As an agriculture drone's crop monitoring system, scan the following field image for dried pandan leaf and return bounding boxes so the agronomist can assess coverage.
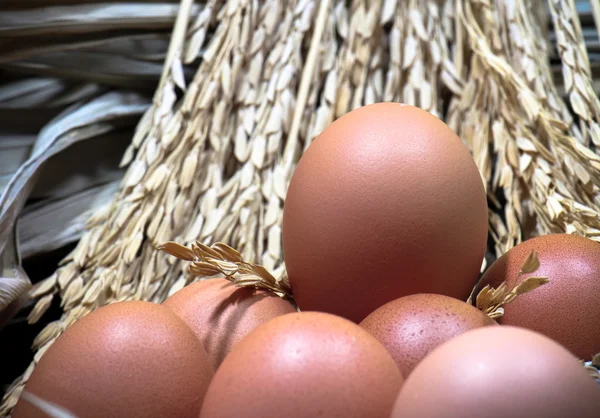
[473,250,549,319]
[19,391,77,418]
[159,240,294,302]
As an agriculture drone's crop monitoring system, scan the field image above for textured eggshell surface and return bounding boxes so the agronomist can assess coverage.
[163,278,296,368]
[12,301,214,418]
[199,311,404,418]
[282,103,488,323]
[473,234,600,359]
[360,293,497,377]
[391,326,600,418]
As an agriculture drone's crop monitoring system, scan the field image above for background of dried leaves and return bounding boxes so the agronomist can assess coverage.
[2,0,600,413]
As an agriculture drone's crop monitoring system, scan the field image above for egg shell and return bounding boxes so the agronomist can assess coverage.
[163,278,296,369]
[12,301,214,418]
[200,311,404,418]
[473,234,600,359]
[283,103,488,323]
[360,293,497,377]
[391,326,600,418]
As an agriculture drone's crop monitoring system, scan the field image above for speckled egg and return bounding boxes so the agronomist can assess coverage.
[473,234,600,359]
[200,311,404,418]
[283,103,488,323]
[360,293,497,377]
[391,326,600,418]
[12,301,214,418]
[163,278,296,368]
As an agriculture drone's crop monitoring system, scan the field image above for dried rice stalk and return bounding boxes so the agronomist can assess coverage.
[469,250,549,319]
[159,241,293,301]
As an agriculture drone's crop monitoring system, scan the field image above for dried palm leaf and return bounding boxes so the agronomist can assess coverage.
[0,92,148,328]
[18,391,76,418]
[0,33,172,64]
[0,3,199,37]
[19,181,121,259]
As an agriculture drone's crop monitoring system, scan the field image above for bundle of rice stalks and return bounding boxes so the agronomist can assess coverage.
[2,0,600,414]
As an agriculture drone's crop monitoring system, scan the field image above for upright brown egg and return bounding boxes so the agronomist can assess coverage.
[472,234,600,359]
[360,293,497,377]
[200,311,404,418]
[391,326,600,418]
[283,103,488,323]
[12,301,214,418]
[163,278,296,369]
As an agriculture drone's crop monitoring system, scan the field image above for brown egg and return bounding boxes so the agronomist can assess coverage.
[13,301,214,418]
[391,326,600,418]
[200,311,404,418]
[163,278,296,368]
[473,234,600,359]
[282,103,488,323]
[360,293,497,377]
